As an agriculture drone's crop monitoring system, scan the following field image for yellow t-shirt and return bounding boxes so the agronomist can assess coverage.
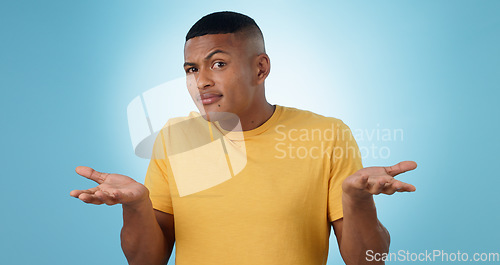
[144,105,363,265]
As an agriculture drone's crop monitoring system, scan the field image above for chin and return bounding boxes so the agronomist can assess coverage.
[201,102,229,114]
[200,107,240,124]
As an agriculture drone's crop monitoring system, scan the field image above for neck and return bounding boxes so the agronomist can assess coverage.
[216,100,275,132]
[239,102,275,131]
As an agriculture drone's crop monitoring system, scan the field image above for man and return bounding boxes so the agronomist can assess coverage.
[70,11,416,265]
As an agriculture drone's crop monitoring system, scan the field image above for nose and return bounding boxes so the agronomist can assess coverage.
[196,69,214,90]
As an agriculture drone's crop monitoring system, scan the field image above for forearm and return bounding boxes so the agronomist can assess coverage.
[121,198,169,265]
[340,194,390,265]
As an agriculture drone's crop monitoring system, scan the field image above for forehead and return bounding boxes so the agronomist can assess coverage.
[184,33,244,60]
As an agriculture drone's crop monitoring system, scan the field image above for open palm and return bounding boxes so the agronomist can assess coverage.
[70,166,148,206]
[342,161,417,200]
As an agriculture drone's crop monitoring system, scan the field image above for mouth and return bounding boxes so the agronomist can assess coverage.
[198,92,223,105]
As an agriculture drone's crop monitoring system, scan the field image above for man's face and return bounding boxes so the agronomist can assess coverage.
[184,33,257,120]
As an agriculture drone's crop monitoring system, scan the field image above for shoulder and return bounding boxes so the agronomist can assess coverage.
[157,111,209,142]
[278,105,347,128]
[163,111,203,127]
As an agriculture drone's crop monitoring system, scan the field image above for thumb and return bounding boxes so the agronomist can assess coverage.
[384,161,417,177]
[75,166,107,184]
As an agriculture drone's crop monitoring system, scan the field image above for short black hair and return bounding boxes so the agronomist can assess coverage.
[186,11,263,42]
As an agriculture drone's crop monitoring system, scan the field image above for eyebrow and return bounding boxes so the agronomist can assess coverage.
[183,49,229,68]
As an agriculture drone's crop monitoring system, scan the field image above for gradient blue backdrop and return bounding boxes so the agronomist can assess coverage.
[1,0,498,264]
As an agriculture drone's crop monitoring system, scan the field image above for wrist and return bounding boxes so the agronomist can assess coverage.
[342,184,373,201]
[343,191,375,210]
[122,191,151,212]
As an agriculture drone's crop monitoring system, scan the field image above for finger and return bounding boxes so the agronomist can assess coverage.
[77,193,104,205]
[380,180,417,195]
[95,190,119,206]
[355,174,369,190]
[70,189,83,198]
[384,161,417,177]
[70,187,99,198]
[75,166,108,184]
[390,180,416,192]
[381,181,399,195]
[396,182,416,192]
[368,176,394,195]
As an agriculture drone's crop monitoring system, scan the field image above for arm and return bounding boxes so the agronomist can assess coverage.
[333,161,417,265]
[121,199,175,265]
[70,166,175,265]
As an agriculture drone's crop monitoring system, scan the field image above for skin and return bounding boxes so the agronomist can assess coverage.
[70,30,417,265]
[184,32,275,131]
[69,167,174,265]
[334,161,417,265]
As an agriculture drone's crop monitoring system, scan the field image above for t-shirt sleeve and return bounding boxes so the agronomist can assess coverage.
[144,129,174,215]
[327,120,363,222]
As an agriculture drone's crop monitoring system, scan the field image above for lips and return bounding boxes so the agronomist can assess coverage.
[198,92,223,105]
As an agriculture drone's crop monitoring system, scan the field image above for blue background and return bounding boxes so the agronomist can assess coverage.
[1,0,498,264]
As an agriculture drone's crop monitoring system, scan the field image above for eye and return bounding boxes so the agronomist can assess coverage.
[186,67,198,73]
[212,61,226,69]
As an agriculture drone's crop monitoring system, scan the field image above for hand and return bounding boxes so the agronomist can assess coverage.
[70,166,149,206]
[342,161,417,201]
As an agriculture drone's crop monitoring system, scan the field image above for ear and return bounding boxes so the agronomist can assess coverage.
[255,53,271,85]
